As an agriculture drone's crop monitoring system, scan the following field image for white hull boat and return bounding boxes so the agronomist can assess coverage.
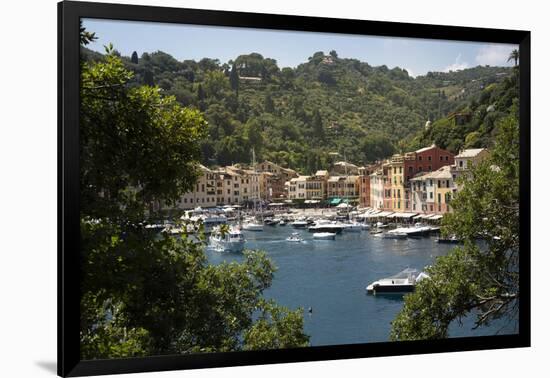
[313,232,336,240]
[209,227,246,253]
[242,222,264,231]
[366,268,429,294]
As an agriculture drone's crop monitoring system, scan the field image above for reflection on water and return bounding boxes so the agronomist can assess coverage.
[206,225,518,346]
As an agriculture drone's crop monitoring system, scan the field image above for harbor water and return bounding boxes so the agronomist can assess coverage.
[206,225,518,346]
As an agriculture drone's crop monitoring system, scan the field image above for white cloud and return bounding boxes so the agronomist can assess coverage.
[444,53,469,72]
[475,44,516,66]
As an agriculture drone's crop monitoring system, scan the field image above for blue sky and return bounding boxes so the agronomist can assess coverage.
[83,18,517,77]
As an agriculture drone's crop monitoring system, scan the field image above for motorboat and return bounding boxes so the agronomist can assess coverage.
[279,220,286,226]
[313,232,336,240]
[380,231,407,239]
[242,221,264,231]
[376,222,388,228]
[435,235,462,244]
[286,232,303,242]
[264,218,278,226]
[291,220,309,228]
[366,268,429,294]
[342,222,363,232]
[308,220,345,234]
[209,226,246,253]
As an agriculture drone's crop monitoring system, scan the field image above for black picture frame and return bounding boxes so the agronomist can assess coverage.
[58,1,531,376]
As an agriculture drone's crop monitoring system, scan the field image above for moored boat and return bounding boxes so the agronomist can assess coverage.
[313,232,336,240]
[366,268,429,294]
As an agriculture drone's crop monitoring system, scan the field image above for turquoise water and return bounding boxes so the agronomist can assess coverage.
[205,226,518,346]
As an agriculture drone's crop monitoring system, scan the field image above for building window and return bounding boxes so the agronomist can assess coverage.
[409,166,413,173]
[430,192,433,199]
[430,205,433,211]
[439,156,443,161]
[418,166,422,172]
[459,161,463,168]
[428,156,432,161]
[445,156,449,161]
[419,156,422,161]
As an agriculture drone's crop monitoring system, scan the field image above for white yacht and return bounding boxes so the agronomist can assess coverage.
[209,226,246,253]
[342,222,363,232]
[242,221,264,231]
[291,220,309,228]
[366,268,429,294]
[313,232,336,240]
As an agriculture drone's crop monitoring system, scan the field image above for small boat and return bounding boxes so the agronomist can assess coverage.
[435,235,462,244]
[342,222,363,232]
[209,226,246,253]
[279,220,286,226]
[381,231,407,239]
[308,220,345,234]
[291,220,309,228]
[361,223,370,230]
[376,222,388,228]
[242,222,264,231]
[264,218,278,226]
[286,232,303,242]
[366,268,429,294]
[313,232,336,240]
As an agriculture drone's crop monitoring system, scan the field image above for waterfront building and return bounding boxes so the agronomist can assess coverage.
[255,160,298,200]
[433,166,454,214]
[288,176,308,200]
[358,166,377,208]
[369,168,385,210]
[382,163,393,211]
[403,144,455,182]
[225,166,260,204]
[215,168,242,206]
[410,165,455,214]
[327,175,360,204]
[387,155,405,212]
[176,164,218,209]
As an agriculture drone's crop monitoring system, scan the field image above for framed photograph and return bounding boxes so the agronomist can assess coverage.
[58,1,530,376]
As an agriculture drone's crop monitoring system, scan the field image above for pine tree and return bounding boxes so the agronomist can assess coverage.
[230,64,239,96]
[131,51,139,64]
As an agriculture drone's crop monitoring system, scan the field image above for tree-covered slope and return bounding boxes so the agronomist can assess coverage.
[81,46,515,173]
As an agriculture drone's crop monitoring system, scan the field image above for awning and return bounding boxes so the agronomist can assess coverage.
[336,202,352,208]
[267,203,285,207]
[376,211,394,217]
[415,213,435,219]
[330,198,342,205]
[304,200,320,204]
[430,214,443,220]
[394,212,418,218]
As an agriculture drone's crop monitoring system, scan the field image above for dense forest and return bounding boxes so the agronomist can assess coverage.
[82,46,516,174]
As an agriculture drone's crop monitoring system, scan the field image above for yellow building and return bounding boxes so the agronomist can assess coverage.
[387,154,405,212]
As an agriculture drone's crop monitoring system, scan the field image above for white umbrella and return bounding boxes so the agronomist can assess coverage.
[336,203,351,208]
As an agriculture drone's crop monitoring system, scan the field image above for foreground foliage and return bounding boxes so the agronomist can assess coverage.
[391,115,520,340]
[80,46,308,359]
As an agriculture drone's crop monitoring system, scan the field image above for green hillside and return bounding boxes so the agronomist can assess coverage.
[81,47,516,173]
